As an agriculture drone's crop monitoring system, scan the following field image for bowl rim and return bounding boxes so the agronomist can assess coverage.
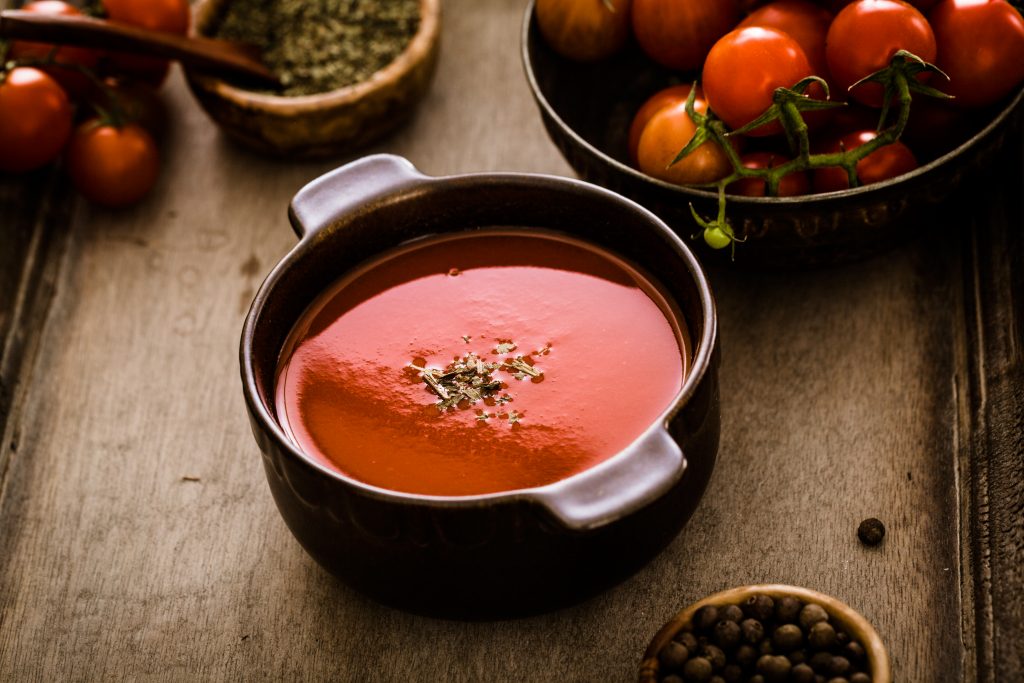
[240,165,718,512]
[521,0,1024,206]
[638,583,892,683]
[188,0,441,111]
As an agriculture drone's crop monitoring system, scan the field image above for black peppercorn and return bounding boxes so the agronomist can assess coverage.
[709,677,725,683]
[844,641,865,662]
[660,641,690,671]
[695,606,720,632]
[792,663,816,683]
[836,630,850,647]
[799,604,829,630]
[775,596,802,624]
[849,673,871,683]
[741,618,765,644]
[683,656,713,682]
[827,656,851,676]
[701,644,726,670]
[735,644,758,668]
[773,624,803,652]
[789,649,808,665]
[714,620,741,650]
[721,664,742,683]
[720,604,744,623]
[808,621,837,649]
[857,518,885,546]
[745,594,775,622]
[675,631,699,652]
[809,651,834,673]
[757,654,792,682]
[662,676,683,683]
[749,676,765,683]
[825,678,850,683]
[759,639,774,655]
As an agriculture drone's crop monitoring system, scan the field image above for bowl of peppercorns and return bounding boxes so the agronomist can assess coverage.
[639,584,890,683]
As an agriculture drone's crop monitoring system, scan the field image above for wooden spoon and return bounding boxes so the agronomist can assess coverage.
[0,9,279,87]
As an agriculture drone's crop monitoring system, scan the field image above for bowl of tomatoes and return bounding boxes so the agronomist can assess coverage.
[522,0,1024,267]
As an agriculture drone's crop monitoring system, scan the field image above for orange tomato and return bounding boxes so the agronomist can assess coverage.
[636,100,733,185]
[536,0,632,62]
[627,84,702,166]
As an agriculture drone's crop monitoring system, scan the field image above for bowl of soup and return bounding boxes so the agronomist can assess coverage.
[241,154,720,616]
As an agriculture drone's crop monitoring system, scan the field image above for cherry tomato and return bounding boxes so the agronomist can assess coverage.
[929,0,1024,109]
[737,0,834,86]
[825,0,936,107]
[702,27,814,136]
[631,0,740,71]
[67,119,160,207]
[7,1,101,97]
[812,129,918,191]
[101,0,190,87]
[0,67,73,173]
[87,77,169,138]
[727,151,810,196]
[636,100,733,185]
[628,84,703,165]
[536,0,632,62]
[901,95,973,159]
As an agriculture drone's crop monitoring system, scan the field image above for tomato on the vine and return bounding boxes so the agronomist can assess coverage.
[928,0,1024,109]
[67,119,160,207]
[702,26,815,136]
[636,100,733,185]
[7,1,101,97]
[631,0,740,71]
[536,0,632,62]
[737,0,834,88]
[727,151,810,196]
[628,84,702,165]
[825,0,936,107]
[812,129,918,192]
[101,0,191,86]
[0,67,73,173]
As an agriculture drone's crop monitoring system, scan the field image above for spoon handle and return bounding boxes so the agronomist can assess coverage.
[0,10,279,87]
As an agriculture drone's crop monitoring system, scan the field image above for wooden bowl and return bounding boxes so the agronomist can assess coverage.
[521,1,1024,268]
[185,0,441,158]
[639,584,891,683]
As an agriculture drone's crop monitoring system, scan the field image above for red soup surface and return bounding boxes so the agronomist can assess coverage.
[275,229,688,496]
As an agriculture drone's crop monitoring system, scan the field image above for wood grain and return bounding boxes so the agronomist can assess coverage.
[0,0,1019,680]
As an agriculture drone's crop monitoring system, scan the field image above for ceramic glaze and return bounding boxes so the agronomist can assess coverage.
[275,229,688,496]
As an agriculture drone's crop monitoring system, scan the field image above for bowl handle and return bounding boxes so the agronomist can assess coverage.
[532,424,686,532]
[288,154,428,239]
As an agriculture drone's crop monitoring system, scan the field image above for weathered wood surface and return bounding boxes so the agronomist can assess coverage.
[0,0,1020,680]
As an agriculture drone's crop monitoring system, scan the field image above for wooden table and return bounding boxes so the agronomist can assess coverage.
[2,1,1022,680]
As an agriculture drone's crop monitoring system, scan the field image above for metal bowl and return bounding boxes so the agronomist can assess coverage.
[240,154,720,617]
[521,1,1024,268]
[185,0,440,159]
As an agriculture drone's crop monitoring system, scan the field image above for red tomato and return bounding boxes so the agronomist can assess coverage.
[702,27,815,136]
[901,95,972,159]
[738,0,834,86]
[628,84,702,165]
[929,0,1024,108]
[536,0,632,62]
[67,120,160,207]
[631,0,741,71]
[87,77,169,138]
[813,129,918,191]
[727,151,810,196]
[826,0,936,107]
[0,67,73,173]
[7,1,100,97]
[636,100,733,185]
[101,0,190,87]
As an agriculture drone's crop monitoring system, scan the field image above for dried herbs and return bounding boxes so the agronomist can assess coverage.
[408,340,546,422]
[213,0,420,96]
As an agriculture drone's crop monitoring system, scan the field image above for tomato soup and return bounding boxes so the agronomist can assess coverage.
[275,230,688,496]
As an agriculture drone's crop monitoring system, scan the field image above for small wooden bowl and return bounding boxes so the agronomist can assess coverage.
[185,0,441,158]
[639,584,891,683]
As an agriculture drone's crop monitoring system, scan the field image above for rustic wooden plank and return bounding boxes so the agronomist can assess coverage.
[0,0,1017,680]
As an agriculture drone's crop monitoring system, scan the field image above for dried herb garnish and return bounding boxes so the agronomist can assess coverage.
[501,356,543,379]
[212,0,420,97]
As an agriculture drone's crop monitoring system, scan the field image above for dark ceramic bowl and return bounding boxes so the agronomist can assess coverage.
[522,1,1024,268]
[639,585,891,683]
[240,154,720,617]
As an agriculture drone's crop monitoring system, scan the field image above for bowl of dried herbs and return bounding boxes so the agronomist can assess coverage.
[639,584,891,683]
[185,0,440,158]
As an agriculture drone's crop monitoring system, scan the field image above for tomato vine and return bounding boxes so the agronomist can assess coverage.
[677,50,950,254]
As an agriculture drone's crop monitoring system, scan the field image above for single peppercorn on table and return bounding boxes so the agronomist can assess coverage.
[0,0,1022,681]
